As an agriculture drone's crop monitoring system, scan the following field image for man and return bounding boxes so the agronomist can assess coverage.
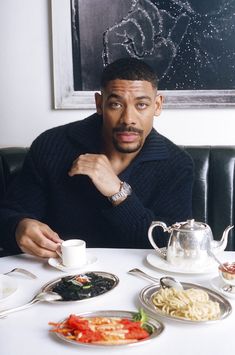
[0,58,193,258]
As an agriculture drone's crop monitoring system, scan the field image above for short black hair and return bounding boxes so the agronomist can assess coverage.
[101,58,158,89]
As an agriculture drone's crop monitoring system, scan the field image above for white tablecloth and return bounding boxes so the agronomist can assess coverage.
[0,248,234,355]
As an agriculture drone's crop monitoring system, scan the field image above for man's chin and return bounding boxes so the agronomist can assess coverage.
[113,142,142,154]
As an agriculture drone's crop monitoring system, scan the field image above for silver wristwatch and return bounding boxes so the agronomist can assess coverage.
[108,181,132,203]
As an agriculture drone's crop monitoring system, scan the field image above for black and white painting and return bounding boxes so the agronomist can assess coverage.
[51,0,235,108]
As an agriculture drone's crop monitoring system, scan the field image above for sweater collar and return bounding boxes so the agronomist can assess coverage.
[67,113,102,152]
[67,113,169,161]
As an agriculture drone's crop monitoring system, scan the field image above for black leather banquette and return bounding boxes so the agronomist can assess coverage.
[0,146,234,252]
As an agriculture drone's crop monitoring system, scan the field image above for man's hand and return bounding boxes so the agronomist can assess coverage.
[68,153,122,197]
[15,218,63,258]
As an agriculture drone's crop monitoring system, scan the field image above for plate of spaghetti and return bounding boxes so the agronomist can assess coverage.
[139,283,232,324]
[49,309,164,347]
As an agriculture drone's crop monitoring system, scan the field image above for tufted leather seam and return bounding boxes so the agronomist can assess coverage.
[208,148,235,250]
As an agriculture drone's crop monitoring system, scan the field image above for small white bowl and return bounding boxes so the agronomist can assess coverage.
[0,274,18,301]
[218,262,235,286]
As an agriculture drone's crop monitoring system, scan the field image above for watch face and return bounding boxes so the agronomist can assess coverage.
[122,182,132,194]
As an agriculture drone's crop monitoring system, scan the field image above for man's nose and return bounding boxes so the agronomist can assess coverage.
[120,106,136,125]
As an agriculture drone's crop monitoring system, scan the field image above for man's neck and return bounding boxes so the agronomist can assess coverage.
[109,155,132,175]
[103,149,138,175]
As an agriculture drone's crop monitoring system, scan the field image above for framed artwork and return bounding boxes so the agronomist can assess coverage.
[51,0,235,109]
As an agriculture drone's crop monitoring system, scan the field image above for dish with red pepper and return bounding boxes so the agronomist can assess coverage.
[49,309,164,346]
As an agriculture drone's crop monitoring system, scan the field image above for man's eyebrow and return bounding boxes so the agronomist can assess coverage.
[106,94,152,101]
[135,95,152,101]
[106,93,123,100]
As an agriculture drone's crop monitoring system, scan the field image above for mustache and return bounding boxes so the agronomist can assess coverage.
[113,126,143,134]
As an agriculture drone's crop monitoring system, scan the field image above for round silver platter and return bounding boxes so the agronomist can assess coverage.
[53,310,164,347]
[41,271,119,303]
[139,282,232,324]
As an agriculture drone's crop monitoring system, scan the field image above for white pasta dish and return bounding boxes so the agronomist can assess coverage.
[152,287,221,321]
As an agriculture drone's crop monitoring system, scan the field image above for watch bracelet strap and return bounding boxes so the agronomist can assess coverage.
[108,181,131,203]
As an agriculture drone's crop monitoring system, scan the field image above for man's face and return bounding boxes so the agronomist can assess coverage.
[95,80,163,154]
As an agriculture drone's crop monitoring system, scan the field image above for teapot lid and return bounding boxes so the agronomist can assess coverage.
[174,219,209,232]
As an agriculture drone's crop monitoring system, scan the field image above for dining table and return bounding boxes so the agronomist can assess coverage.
[0,248,234,355]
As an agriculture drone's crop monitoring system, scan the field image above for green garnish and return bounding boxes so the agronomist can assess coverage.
[132,308,153,334]
[142,323,154,335]
[132,308,148,323]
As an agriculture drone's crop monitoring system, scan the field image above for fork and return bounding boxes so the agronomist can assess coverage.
[4,268,37,279]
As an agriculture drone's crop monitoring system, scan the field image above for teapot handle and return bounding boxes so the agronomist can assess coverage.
[148,221,169,259]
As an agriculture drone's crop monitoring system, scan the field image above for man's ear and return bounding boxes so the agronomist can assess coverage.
[95,92,103,115]
[154,94,164,116]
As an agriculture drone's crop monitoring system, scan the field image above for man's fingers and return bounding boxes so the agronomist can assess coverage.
[68,154,121,196]
[19,237,59,258]
[42,225,63,243]
[15,218,62,258]
[21,224,62,251]
[68,154,110,177]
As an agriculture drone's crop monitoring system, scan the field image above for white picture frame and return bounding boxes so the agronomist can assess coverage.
[51,0,235,109]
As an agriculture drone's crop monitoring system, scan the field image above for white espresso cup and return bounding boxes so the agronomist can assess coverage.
[57,239,87,268]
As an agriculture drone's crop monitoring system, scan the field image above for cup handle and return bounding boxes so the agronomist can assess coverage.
[56,245,62,259]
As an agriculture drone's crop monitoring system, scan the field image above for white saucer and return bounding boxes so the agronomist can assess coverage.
[0,274,18,301]
[146,251,217,275]
[210,276,235,299]
[48,253,97,272]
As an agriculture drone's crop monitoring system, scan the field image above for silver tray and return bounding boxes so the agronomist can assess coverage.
[52,310,164,347]
[139,283,232,324]
[42,271,119,303]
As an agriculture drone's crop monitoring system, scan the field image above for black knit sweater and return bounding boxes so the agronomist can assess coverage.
[0,114,194,252]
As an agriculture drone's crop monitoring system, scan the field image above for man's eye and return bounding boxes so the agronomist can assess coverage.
[109,102,122,109]
[137,103,148,109]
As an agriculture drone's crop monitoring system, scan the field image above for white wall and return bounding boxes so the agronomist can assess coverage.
[0,0,234,148]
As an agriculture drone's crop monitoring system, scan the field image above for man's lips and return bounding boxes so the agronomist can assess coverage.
[115,132,139,143]
[113,126,143,143]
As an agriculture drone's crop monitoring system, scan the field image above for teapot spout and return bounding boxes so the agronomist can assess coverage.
[212,225,234,253]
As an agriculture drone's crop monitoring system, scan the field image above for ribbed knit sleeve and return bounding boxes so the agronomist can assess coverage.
[0,138,48,252]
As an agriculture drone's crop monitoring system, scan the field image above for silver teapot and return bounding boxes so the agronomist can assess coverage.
[148,219,234,270]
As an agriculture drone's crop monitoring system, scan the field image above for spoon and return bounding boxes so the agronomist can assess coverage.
[222,284,235,294]
[160,276,183,290]
[207,249,229,271]
[0,291,62,319]
[128,268,183,290]
[128,268,160,283]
